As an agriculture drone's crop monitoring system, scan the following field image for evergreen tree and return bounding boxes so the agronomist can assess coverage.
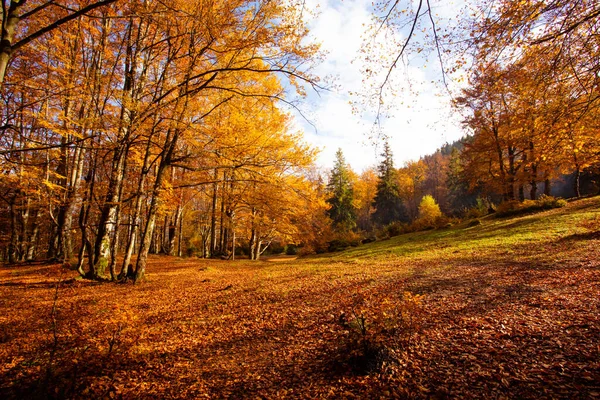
[372,142,407,225]
[326,149,356,231]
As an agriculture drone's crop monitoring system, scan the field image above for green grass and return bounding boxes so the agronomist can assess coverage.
[317,196,599,265]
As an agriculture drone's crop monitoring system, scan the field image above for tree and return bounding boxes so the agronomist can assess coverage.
[417,194,442,225]
[326,149,356,231]
[353,167,378,231]
[0,0,322,279]
[0,0,118,84]
[372,141,407,225]
[446,145,479,215]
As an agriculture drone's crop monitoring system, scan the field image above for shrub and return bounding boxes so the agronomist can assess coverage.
[328,239,350,252]
[186,246,197,257]
[417,195,442,225]
[496,200,522,215]
[385,221,405,237]
[285,244,298,255]
[361,236,377,244]
[467,219,482,227]
[537,194,567,209]
[327,231,362,252]
[496,195,567,217]
[335,290,425,375]
[269,242,285,255]
[466,197,493,218]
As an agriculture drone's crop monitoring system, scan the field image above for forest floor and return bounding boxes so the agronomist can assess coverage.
[1,197,600,399]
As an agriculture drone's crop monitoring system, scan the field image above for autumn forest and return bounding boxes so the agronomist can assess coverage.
[1,0,599,398]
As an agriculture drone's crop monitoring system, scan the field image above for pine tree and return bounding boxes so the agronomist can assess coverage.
[326,149,356,231]
[372,142,407,225]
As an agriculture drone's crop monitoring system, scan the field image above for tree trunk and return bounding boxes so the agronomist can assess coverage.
[249,207,258,260]
[177,208,183,257]
[109,202,122,281]
[135,130,179,282]
[210,170,218,256]
[77,153,98,277]
[574,165,581,198]
[0,1,23,85]
[506,146,516,201]
[518,185,525,202]
[25,208,41,261]
[544,178,551,196]
[167,206,181,256]
[121,158,149,275]
[8,196,19,264]
[529,141,537,200]
[93,146,127,278]
[231,211,236,261]
[219,170,227,254]
[60,143,85,262]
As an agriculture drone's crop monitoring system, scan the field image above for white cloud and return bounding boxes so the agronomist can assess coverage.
[293,0,467,173]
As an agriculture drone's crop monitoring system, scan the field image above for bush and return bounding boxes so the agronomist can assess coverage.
[328,239,350,252]
[269,242,285,255]
[467,219,482,227]
[285,244,298,255]
[186,246,197,257]
[537,194,567,209]
[361,236,377,244]
[385,222,405,237]
[496,195,567,217]
[417,195,442,225]
[495,200,522,215]
[335,290,425,375]
[327,231,362,252]
[466,197,493,219]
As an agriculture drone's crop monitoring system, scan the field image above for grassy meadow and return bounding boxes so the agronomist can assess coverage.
[1,197,599,398]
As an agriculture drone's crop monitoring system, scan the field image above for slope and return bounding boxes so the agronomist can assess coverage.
[1,197,599,398]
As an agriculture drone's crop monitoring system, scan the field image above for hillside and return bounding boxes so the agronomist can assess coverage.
[1,197,599,399]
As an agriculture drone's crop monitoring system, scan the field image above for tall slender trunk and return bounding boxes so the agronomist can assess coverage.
[506,146,516,201]
[219,170,227,254]
[121,137,153,275]
[249,207,257,260]
[544,178,552,196]
[518,185,525,202]
[77,150,98,277]
[60,143,85,262]
[109,200,123,281]
[18,196,31,261]
[574,164,581,198]
[93,145,127,277]
[25,207,41,261]
[231,211,236,261]
[93,15,134,277]
[167,205,182,255]
[210,169,218,256]
[8,195,19,263]
[135,129,179,282]
[528,141,538,200]
[177,209,183,257]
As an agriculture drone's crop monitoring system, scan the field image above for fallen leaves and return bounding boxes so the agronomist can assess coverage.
[1,200,600,398]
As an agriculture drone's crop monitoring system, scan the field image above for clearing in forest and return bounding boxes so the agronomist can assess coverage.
[1,197,599,399]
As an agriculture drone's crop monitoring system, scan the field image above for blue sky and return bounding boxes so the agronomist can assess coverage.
[291,0,469,172]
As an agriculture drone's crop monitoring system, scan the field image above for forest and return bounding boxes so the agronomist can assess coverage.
[1,0,599,398]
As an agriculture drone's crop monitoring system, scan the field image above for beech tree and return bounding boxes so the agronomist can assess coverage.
[0,0,118,84]
[0,0,323,279]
